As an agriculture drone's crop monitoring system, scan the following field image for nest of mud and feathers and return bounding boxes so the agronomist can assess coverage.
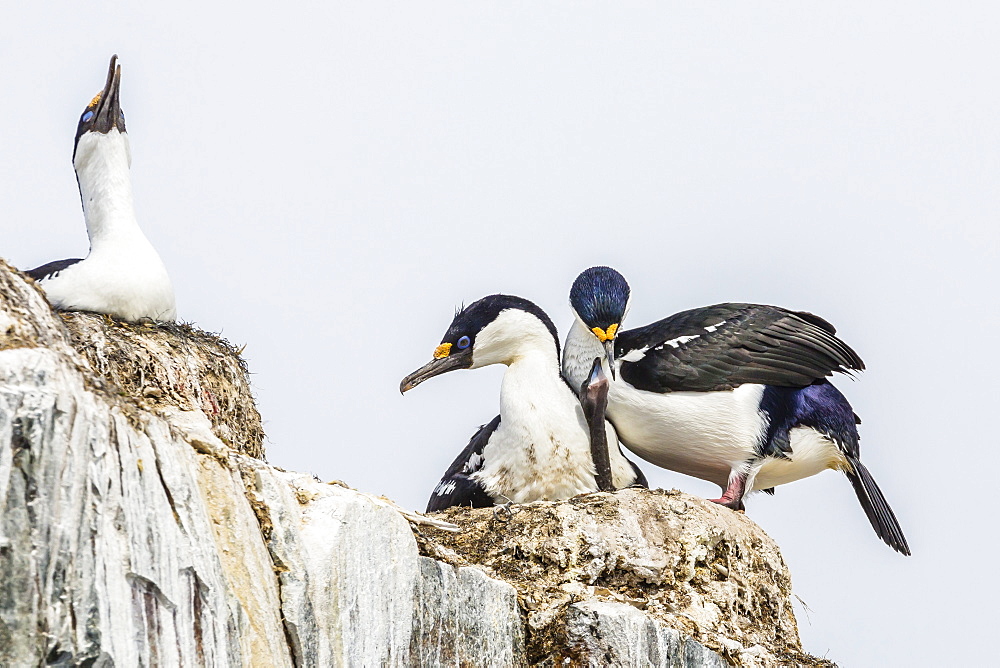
[59,312,265,459]
[416,488,834,667]
[0,260,263,457]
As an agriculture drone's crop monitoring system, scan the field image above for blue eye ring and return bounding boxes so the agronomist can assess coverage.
[81,110,94,123]
[457,336,471,349]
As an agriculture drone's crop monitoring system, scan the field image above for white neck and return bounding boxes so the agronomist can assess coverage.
[477,308,588,462]
[73,130,140,247]
[475,309,572,414]
[470,308,560,368]
[562,316,609,394]
[500,347,575,417]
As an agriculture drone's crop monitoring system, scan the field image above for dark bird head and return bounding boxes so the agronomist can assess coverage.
[73,55,127,162]
[569,266,630,378]
[400,294,560,393]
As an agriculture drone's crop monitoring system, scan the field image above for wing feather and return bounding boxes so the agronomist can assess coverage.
[425,415,500,512]
[25,258,84,282]
[617,303,863,393]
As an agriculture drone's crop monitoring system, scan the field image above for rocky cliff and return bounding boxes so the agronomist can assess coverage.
[0,259,830,667]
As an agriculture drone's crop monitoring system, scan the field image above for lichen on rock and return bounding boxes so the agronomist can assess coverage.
[417,489,833,667]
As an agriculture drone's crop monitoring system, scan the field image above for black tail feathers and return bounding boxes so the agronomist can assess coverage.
[845,457,910,556]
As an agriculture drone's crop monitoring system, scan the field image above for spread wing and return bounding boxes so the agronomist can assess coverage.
[25,258,83,282]
[425,415,500,512]
[616,303,864,393]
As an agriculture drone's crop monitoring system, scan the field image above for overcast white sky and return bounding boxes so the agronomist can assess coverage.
[2,3,997,664]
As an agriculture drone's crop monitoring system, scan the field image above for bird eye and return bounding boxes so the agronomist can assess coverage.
[82,111,94,123]
[457,336,471,349]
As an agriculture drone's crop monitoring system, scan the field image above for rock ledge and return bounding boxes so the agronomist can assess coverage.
[0,259,831,666]
[419,489,827,666]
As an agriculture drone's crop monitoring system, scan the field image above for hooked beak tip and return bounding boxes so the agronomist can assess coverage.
[602,340,617,380]
[400,349,471,395]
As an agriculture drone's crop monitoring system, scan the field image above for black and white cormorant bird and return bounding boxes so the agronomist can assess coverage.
[25,55,176,322]
[400,294,646,512]
[561,266,909,555]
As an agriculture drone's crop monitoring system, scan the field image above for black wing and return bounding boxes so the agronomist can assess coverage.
[25,258,83,281]
[425,415,500,512]
[616,303,864,393]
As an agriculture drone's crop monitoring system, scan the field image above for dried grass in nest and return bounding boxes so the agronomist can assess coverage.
[59,312,265,459]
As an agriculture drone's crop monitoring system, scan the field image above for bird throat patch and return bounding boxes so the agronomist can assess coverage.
[433,343,452,359]
[591,323,619,342]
